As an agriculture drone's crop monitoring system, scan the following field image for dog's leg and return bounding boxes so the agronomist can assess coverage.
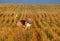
[25,24,31,30]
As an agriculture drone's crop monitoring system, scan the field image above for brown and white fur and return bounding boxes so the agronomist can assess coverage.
[25,18,32,30]
[16,18,32,30]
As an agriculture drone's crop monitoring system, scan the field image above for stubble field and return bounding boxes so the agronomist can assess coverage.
[0,4,60,41]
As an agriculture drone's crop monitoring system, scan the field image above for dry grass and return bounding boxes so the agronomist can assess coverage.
[0,4,60,41]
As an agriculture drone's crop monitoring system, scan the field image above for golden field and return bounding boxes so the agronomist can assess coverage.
[0,4,60,41]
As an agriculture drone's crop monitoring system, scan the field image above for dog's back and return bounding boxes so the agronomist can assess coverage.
[20,20,26,25]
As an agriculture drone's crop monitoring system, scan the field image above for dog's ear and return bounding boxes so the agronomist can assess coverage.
[29,18,32,21]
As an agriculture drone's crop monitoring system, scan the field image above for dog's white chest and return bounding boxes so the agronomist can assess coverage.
[26,23,31,27]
